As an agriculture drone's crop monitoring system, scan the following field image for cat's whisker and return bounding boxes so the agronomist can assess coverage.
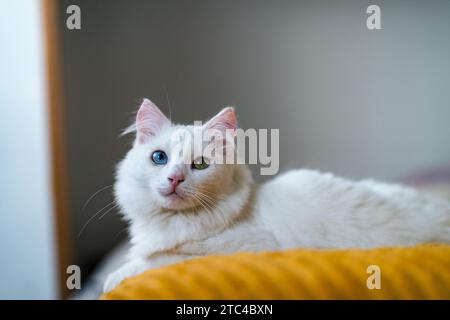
[200,187,226,198]
[184,190,218,212]
[192,194,215,216]
[194,188,220,198]
[198,192,236,219]
[183,190,215,215]
[185,185,230,211]
[182,186,233,218]
[196,194,215,211]
[197,193,216,209]
[77,201,116,238]
[183,185,221,200]
[162,85,173,122]
[184,187,216,201]
[182,189,205,204]
[189,190,224,217]
[99,204,119,220]
[81,184,114,211]
[201,191,225,203]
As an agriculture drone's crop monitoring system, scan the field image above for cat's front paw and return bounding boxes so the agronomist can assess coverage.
[103,268,129,293]
[103,259,152,293]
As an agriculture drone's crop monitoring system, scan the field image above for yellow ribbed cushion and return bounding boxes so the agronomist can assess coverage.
[102,245,450,300]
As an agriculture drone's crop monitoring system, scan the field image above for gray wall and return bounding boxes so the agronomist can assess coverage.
[60,0,450,275]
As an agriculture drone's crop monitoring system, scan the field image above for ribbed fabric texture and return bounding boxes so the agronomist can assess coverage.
[102,245,450,300]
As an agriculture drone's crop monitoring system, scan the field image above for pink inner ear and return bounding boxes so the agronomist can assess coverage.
[136,99,170,143]
[205,107,237,133]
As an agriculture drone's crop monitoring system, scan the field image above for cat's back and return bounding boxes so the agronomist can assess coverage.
[253,169,450,248]
[257,169,350,206]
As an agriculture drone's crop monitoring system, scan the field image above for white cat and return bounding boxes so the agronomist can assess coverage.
[104,98,450,292]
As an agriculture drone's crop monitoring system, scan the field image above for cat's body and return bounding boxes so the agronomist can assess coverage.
[104,99,450,292]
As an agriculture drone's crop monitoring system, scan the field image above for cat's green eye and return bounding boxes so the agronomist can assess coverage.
[192,157,210,170]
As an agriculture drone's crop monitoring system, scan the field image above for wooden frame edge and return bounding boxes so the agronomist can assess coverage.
[42,0,73,299]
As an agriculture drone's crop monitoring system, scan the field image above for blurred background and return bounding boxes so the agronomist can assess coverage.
[1,0,449,299]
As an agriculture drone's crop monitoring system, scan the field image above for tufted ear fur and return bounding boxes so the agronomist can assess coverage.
[136,99,170,143]
[204,107,237,135]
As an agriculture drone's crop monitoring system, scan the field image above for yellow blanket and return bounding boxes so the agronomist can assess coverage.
[102,244,450,299]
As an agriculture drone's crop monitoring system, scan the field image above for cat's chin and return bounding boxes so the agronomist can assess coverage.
[161,201,197,211]
[158,191,195,211]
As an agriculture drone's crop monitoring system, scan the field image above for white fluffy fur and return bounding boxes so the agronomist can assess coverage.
[104,100,450,292]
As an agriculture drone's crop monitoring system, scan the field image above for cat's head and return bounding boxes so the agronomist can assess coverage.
[115,99,251,219]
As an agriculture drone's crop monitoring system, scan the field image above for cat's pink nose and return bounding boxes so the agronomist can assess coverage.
[168,175,185,188]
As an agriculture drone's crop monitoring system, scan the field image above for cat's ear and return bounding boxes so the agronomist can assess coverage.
[136,98,170,143]
[204,107,237,135]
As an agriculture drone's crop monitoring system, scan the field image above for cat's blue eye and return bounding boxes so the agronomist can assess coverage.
[151,150,168,165]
